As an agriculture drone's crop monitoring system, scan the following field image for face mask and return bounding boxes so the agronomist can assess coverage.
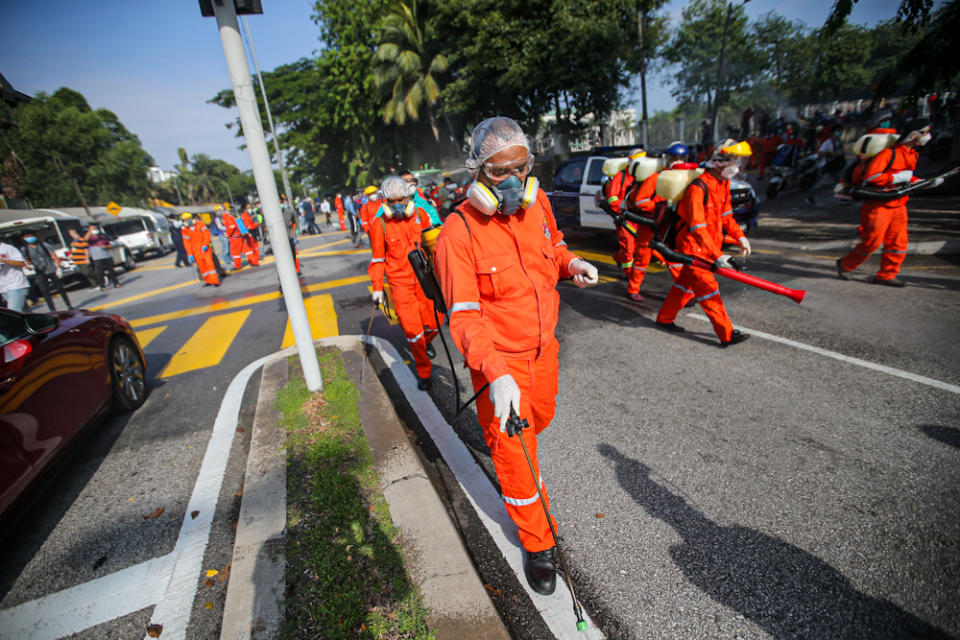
[721,166,739,180]
[918,133,932,146]
[388,202,407,218]
[495,175,523,215]
[24,237,36,244]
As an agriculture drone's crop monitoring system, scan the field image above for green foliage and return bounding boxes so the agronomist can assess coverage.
[0,88,153,207]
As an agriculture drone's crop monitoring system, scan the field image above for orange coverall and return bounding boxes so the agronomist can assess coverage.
[334,195,346,231]
[623,172,663,295]
[656,171,745,342]
[359,198,382,236]
[435,189,579,553]
[223,212,260,269]
[839,145,919,281]
[368,208,441,380]
[604,169,636,274]
[240,210,261,262]
[183,220,220,286]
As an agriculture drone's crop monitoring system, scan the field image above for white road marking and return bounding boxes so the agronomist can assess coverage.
[686,312,960,395]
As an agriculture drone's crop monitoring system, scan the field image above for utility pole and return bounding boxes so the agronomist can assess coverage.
[241,15,295,211]
[204,0,322,391]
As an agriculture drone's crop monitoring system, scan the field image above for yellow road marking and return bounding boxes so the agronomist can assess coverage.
[135,326,166,348]
[368,285,399,325]
[129,275,369,328]
[89,280,198,311]
[573,250,617,266]
[160,309,251,378]
[280,294,338,348]
[298,238,352,256]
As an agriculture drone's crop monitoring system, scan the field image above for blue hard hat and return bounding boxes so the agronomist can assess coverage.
[665,142,689,157]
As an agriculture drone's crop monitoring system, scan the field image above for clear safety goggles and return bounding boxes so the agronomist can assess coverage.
[483,154,534,181]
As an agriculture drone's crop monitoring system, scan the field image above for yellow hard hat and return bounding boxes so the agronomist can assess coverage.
[364,186,378,195]
[629,148,646,160]
[720,140,752,157]
[223,202,230,210]
[180,212,192,220]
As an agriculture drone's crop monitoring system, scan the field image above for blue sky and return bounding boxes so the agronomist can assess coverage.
[2,0,905,172]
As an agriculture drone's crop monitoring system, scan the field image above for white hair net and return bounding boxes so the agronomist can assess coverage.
[465,116,530,177]
[380,175,409,200]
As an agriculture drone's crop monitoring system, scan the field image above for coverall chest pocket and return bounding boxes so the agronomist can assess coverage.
[475,254,519,300]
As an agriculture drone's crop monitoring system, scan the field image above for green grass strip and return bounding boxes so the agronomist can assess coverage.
[277,348,435,640]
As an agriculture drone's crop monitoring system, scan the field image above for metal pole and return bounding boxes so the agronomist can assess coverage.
[241,16,295,211]
[213,1,322,391]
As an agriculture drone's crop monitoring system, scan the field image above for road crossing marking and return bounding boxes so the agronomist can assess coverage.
[280,294,338,348]
[134,326,166,348]
[160,309,252,378]
[89,280,197,311]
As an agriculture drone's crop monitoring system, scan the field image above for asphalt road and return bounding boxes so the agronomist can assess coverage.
[2,205,958,639]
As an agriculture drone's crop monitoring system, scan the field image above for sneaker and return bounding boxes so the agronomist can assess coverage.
[655,321,685,333]
[872,276,906,287]
[836,259,851,280]
[524,547,557,596]
[719,330,750,348]
[627,292,644,302]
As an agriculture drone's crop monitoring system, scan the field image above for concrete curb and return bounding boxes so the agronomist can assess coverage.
[221,338,509,640]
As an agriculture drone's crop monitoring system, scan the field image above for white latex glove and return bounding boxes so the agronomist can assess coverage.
[892,170,913,185]
[568,257,599,288]
[738,236,752,257]
[926,176,945,189]
[714,254,733,270]
[489,374,521,433]
[372,290,385,306]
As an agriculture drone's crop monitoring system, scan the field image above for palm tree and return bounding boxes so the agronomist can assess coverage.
[372,0,447,143]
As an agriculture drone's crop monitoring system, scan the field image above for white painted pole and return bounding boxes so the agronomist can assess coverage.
[212,1,322,391]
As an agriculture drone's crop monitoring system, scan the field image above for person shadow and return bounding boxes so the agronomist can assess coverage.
[596,444,954,639]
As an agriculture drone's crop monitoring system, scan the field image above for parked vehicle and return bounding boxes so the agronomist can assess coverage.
[0,210,136,278]
[0,307,146,525]
[766,144,819,199]
[100,210,174,260]
[548,152,760,234]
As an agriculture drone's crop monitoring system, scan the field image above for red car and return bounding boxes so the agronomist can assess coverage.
[0,308,146,524]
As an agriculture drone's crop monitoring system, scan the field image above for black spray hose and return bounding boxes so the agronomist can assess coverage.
[507,408,588,632]
[432,303,489,418]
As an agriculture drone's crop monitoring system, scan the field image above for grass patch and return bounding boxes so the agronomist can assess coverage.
[278,347,435,640]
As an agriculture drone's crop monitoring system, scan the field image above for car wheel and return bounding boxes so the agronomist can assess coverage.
[110,336,146,413]
[124,250,136,271]
[765,182,780,200]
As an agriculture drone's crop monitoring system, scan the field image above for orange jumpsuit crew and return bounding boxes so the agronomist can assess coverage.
[183,219,220,286]
[334,195,346,231]
[223,212,260,269]
[604,168,635,275]
[435,189,580,553]
[838,144,919,281]
[656,171,745,342]
[359,198,382,236]
[240,209,261,263]
[368,207,442,381]
[623,172,663,297]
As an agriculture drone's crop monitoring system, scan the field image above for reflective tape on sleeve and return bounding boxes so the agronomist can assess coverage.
[450,302,480,313]
[690,223,707,231]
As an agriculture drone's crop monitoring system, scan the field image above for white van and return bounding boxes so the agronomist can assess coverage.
[100,209,174,260]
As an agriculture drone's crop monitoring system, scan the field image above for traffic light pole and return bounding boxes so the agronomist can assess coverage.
[211,0,322,391]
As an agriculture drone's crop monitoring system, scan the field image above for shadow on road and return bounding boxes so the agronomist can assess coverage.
[918,424,960,450]
[596,443,953,639]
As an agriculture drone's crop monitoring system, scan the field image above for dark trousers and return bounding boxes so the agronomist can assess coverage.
[93,258,119,288]
[76,263,100,288]
[31,273,72,311]
[305,217,321,235]
[173,240,189,267]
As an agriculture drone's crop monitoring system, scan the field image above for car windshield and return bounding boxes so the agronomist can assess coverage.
[0,310,28,347]
[586,159,605,186]
[556,158,586,185]
[103,220,146,235]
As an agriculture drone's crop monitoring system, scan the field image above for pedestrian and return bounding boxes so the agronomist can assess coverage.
[837,118,941,286]
[805,128,846,206]
[213,211,232,269]
[434,116,599,596]
[87,225,121,291]
[169,215,190,267]
[300,197,321,235]
[0,239,30,312]
[240,205,261,264]
[283,198,302,275]
[334,192,346,231]
[69,229,100,289]
[344,190,359,240]
[320,196,332,227]
[655,139,752,346]
[180,213,220,287]
[21,231,73,311]
[222,208,259,270]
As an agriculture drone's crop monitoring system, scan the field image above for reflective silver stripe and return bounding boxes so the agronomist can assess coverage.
[696,289,720,302]
[690,223,707,231]
[667,262,683,268]
[370,257,385,263]
[633,266,647,272]
[201,270,217,277]
[671,283,693,294]
[407,331,424,343]
[503,476,543,507]
[865,172,883,184]
[636,197,652,204]
[554,240,566,247]
[721,209,733,217]
[426,327,439,333]
[450,302,480,313]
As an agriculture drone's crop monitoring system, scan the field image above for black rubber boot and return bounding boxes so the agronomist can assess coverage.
[720,329,750,348]
[417,376,432,391]
[655,321,686,333]
[836,258,851,280]
[524,547,557,595]
[426,343,436,359]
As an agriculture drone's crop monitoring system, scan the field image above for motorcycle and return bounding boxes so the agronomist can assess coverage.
[766,144,819,199]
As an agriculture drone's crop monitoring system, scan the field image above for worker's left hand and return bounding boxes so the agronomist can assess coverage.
[926,176,945,189]
[892,170,913,185]
[569,258,599,288]
[714,254,733,270]
[738,236,752,257]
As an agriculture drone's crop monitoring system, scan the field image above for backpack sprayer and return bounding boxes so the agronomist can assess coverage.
[507,408,588,633]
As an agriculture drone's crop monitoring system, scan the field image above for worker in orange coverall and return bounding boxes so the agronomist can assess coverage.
[837,118,941,286]
[622,142,690,302]
[181,213,220,287]
[655,139,752,346]
[334,192,346,231]
[368,175,443,390]
[434,116,599,597]
[222,208,260,269]
[359,186,381,237]
[603,148,644,275]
